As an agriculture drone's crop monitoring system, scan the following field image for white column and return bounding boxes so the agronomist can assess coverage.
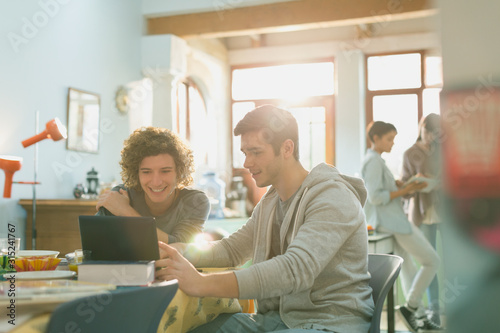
[334,49,366,176]
[141,34,188,130]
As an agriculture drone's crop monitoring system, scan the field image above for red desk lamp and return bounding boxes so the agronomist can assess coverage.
[0,156,23,198]
[22,118,67,148]
[20,115,67,249]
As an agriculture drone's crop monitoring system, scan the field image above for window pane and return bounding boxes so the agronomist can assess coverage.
[423,88,442,117]
[425,56,443,87]
[232,102,256,168]
[188,86,208,167]
[232,62,334,101]
[287,107,326,170]
[177,83,188,139]
[373,94,419,176]
[232,104,325,170]
[368,53,421,91]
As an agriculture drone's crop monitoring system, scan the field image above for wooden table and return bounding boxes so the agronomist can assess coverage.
[19,199,98,255]
[2,274,252,333]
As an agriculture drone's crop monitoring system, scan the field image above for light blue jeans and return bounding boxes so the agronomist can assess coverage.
[420,223,441,312]
[393,223,440,310]
[188,311,334,333]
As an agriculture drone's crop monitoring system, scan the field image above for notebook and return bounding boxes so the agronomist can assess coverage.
[78,215,160,261]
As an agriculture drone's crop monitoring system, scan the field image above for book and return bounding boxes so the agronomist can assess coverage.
[404,176,439,193]
[77,261,155,286]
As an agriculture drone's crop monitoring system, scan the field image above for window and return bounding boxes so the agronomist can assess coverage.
[366,51,443,176]
[231,60,335,169]
[232,62,334,101]
[176,79,209,167]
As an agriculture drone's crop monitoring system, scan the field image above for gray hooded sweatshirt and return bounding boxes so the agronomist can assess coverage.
[195,163,374,332]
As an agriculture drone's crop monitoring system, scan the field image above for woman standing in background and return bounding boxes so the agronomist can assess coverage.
[361,121,443,332]
[402,113,443,325]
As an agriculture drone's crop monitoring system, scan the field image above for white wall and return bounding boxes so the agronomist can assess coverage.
[0,0,143,199]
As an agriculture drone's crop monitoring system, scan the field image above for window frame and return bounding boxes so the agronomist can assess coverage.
[365,50,426,129]
[175,77,208,141]
[230,57,336,170]
[175,77,209,167]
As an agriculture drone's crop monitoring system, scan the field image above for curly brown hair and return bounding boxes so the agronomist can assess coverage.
[120,127,195,191]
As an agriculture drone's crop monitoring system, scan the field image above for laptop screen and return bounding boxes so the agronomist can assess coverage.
[79,215,160,261]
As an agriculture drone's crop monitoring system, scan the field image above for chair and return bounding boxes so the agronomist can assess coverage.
[46,280,178,333]
[368,254,403,333]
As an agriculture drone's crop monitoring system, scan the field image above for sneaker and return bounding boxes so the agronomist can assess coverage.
[426,310,441,326]
[397,305,421,333]
[418,317,444,332]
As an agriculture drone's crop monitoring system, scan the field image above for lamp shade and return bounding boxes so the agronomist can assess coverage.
[0,155,23,198]
[22,118,68,148]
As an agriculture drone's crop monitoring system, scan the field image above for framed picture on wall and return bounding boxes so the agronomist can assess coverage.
[66,87,100,153]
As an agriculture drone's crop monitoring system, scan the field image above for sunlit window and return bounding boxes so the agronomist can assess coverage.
[232,102,256,169]
[425,56,443,87]
[232,104,327,170]
[232,62,334,101]
[423,88,442,117]
[373,94,419,176]
[287,106,326,170]
[231,60,335,170]
[368,53,422,91]
[176,79,209,168]
[366,51,443,177]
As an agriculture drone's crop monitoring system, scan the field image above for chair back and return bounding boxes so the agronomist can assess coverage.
[368,254,403,333]
[46,280,178,333]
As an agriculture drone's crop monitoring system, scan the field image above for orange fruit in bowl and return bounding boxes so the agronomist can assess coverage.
[367,224,375,235]
[14,257,62,271]
[14,250,62,271]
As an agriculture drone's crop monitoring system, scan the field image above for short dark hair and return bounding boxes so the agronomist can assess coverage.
[233,105,299,160]
[366,121,397,143]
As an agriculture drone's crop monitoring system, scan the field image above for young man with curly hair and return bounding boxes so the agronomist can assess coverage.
[155,105,374,332]
[96,127,210,244]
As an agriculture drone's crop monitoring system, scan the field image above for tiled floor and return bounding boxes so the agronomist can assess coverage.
[379,309,412,333]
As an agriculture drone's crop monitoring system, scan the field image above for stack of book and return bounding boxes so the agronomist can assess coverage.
[78,261,155,286]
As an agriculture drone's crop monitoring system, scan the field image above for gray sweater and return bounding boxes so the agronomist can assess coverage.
[401,142,441,226]
[195,163,374,332]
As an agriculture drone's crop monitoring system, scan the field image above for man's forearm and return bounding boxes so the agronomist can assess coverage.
[199,271,239,298]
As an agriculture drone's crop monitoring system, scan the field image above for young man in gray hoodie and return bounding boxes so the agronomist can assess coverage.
[156,105,374,332]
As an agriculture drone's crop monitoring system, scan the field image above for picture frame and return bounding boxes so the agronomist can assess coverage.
[66,87,100,154]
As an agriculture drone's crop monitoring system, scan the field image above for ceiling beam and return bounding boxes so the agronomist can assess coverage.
[147,0,435,39]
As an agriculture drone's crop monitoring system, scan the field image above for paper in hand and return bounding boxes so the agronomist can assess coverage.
[404,176,438,193]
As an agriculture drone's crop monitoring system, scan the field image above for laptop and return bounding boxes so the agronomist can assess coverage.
[78,215,160,261]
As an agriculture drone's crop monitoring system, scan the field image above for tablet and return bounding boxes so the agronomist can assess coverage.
[79,215,160,261]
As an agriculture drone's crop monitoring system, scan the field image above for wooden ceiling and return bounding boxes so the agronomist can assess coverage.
[147,0,435,39]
